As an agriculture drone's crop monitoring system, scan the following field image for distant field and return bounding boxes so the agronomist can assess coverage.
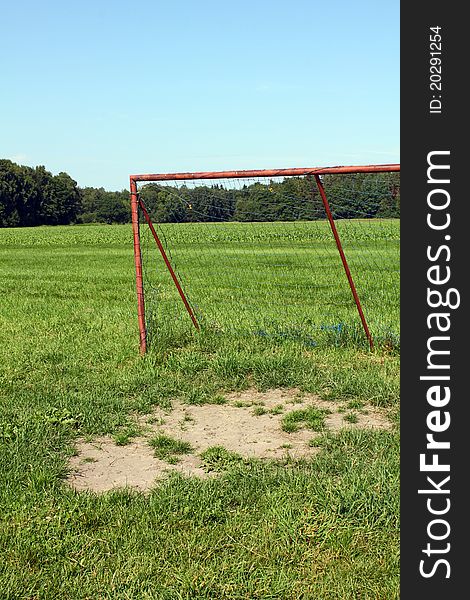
[0,224,399,599]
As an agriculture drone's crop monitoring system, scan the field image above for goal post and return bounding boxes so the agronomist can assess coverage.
[130,164,400,354]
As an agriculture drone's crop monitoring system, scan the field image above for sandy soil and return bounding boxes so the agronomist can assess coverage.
[67,388,392,493]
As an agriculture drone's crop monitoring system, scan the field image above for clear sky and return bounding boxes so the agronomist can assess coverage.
[1,0,399,191]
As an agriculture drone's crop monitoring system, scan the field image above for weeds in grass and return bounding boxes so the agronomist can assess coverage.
[344,412,359,424]
[308,437,324,447]
[113,424,141,446]
[200,446,245,472]
[347,399,365,410]
[179,412,195,426]
[44,407,83,430]
[149,435,193,463]
[282,407,331,433]
[185,390,227,405]
[146,416,165,426]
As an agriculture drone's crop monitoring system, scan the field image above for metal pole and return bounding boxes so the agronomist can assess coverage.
[130,178,147,354]
[313,174,374,350]
[138,199,200,332]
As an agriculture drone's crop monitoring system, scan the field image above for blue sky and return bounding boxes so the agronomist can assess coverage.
[1,0,399,191]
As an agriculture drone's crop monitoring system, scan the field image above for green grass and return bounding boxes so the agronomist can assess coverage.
[281,407,331,433]
[113,423,142,446]
[346,399,366,410]
[149,434,193,463]
[200,446,245,473]
[0,224,399,599]
[344,412,359,424]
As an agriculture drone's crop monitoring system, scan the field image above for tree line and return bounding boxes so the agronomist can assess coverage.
[0,159,399,227]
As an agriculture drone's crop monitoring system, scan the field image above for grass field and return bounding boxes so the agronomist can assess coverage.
[0,223,399,599]
[143,219,400,351]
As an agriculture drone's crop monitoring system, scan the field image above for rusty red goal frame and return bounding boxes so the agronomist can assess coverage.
[130,163,400,354]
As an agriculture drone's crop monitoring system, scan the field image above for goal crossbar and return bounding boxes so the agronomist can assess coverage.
[130,164,400,183]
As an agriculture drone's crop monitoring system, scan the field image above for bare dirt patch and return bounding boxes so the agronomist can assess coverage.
[67,388,392,493]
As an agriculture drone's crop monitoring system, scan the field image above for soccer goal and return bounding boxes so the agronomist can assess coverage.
[130,165,400,354]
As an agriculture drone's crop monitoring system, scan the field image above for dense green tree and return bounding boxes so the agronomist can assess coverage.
[0,160,82,227]
[79,187,106,222]
[95,191,129,224]
[139,184,187,223]
[78,187,130,224]
[186,186,235,222]
[374,173,400,217]
[233,183,270,221]
[43,172,82,224]
[0,160,22,226]
[272,176,321,220]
